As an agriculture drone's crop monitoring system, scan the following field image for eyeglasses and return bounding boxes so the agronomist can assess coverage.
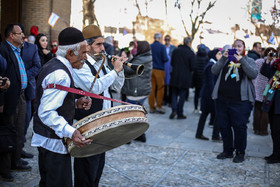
[51,45,57,47]
[165,38,170,41]
[13,32,23,35]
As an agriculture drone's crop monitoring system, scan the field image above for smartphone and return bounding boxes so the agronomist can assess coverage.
[0,78,7,86]
[228,49,237,61]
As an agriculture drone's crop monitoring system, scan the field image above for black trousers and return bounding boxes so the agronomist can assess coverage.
[253,101,269,133]
[74,153,105,187]
[0,91,25,174]
[196,111,216,137]
[163,85,172,105]
[268,106,280,158]
[194,86,201,110]
[38,147,72,187]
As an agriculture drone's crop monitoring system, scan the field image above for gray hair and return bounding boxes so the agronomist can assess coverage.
[105,36,113,44]
[183,37,192,46]
[56,41,85,57]
[85,38,95,46]
[154,33,162,40]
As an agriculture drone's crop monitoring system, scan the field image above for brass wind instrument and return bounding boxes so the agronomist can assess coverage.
[95,52,144,76]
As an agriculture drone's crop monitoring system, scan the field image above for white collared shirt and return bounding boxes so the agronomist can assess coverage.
[31,56,76,154]
[72,54,124,110]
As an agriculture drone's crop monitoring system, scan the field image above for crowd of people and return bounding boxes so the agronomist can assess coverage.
[0,22,279,186]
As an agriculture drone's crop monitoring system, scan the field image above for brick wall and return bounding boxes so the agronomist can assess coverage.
[21,0,71,43]
[1,0,21,38]
[51,0,71,42]
[1,0,71,43]
[21,0,51,39]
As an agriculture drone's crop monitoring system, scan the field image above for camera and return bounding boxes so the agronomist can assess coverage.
[0,78,7,86]
[269,52,276,57]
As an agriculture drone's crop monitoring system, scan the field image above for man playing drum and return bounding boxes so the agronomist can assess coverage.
[31,27,92,187]
[72,25,126,187]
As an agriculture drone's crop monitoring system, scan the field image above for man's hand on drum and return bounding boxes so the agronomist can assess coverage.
[112,56,128,73]
[72,130,92,148]
[76,96,92,110]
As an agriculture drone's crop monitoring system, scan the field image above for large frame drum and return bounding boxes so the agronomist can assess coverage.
[67,104,149,158]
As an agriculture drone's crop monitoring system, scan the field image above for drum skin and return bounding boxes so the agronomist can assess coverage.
[67,104,149,158]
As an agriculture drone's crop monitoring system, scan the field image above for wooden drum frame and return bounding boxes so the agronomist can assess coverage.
[67,104,149,158]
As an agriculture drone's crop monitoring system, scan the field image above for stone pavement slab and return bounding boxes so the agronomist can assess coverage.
[100,143,278,187]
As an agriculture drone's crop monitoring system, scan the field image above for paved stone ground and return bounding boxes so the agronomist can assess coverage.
[0,90,279,187]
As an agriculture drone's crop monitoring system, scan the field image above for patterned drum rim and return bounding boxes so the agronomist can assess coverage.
[67,104,149,157]
[72,104,146,129]
[67,116,149,153]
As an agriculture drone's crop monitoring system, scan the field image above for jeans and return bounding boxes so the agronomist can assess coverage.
[171,87,187,115]
[215,99,252,153]
[126,98,146,105]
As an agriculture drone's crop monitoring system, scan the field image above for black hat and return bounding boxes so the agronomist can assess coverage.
[58,27,84,46]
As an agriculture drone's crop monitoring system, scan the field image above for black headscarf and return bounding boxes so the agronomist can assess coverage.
[136,41,150,56]
[208,48,220,61]
[35,33,47,50]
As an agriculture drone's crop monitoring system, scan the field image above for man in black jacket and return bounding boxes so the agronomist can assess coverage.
[0,23,31,182]
[169,37,195,119]
[247,42,262,60]
[19,24,41,159]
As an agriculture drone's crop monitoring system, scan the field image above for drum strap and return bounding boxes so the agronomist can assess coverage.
[45,83,131,105]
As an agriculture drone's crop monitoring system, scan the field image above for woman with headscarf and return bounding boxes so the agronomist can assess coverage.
[195,48,222,141]
[35,33,53,66]
[211,39,258,163]
[121,41,152,142]
[50,40,59,57]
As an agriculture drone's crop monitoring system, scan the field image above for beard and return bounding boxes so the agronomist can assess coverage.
[93,55,103,61]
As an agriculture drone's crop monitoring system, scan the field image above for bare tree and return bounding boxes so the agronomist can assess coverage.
[164,0,168,19]
[135,0,143,16]
[83,0,99,28]
[175,0,216,40]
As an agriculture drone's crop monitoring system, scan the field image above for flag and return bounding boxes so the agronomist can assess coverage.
[123,28,127,35]
[268,32,275,45]
[48,12,60,28]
